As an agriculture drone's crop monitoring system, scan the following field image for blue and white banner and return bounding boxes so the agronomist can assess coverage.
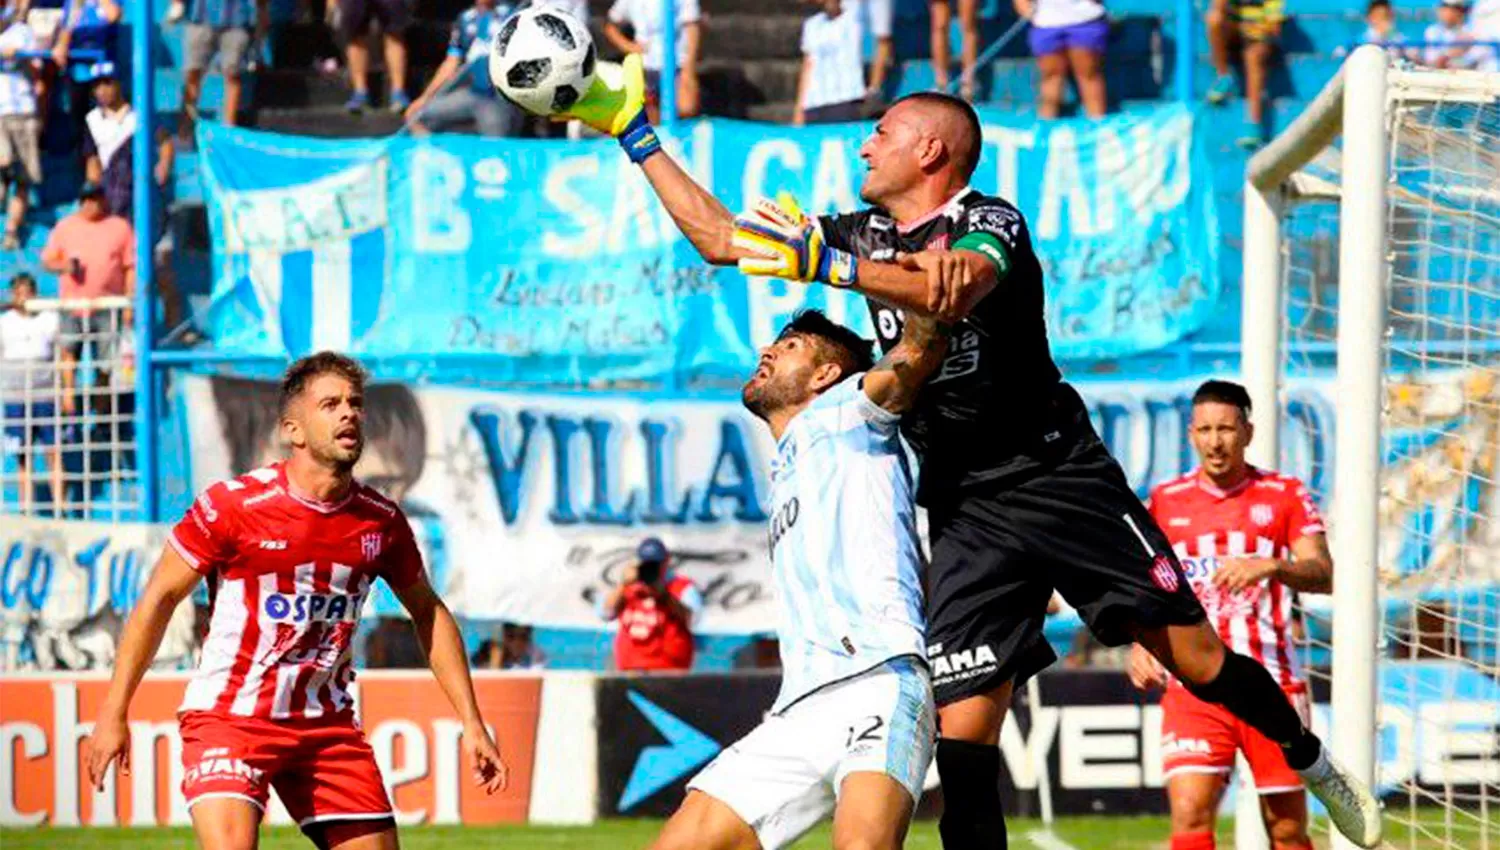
[167,366,1497,632]
[197,103,1220,385]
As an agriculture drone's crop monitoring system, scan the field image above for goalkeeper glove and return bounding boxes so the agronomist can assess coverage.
[732,193,859,287]
[556,54,659,164]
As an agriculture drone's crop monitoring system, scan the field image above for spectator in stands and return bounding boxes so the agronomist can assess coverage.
[865,0,893,107]
[1205,0,1284,149]
[179,0,266,137]
[793,0,868,125]
[473,622,546,669]
[1360,0,1411,56]
[49,0,121,83]
[601,537,702,672]
[82,63,194,340]
[341,0,412,113]
[603,0,700,120]
[1,272,71,514]
[41,181,134,392]
[1016,0,1109,118]
[1424,0,1489,68]
[0,6,40,252]
[929,0,979,101]
[405,0,522,137]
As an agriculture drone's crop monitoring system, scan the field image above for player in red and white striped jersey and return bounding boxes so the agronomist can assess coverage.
[85,352,506,850]
[1129,380,1334,850]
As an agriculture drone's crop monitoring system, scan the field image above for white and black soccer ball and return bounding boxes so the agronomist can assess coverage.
[488,7,596,116]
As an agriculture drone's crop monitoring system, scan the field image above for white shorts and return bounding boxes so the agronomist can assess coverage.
[686,656,935,850]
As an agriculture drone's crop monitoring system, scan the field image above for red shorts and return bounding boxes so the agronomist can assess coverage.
[180,711,394,829]
[1160,683,1311,794]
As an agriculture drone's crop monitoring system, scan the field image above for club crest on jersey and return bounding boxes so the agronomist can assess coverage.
[1150,556,1181,592]
[361,533,383,563]
[1250,504,1274,527]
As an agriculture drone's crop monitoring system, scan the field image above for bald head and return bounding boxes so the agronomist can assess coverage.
[890,92,982,179]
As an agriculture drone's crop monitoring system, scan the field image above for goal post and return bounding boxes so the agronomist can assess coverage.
[1241,44,1500,850]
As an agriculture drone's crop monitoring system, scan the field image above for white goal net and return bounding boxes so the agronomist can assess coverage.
[1243,47,1499,850]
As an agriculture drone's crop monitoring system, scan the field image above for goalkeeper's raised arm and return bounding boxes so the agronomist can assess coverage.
[558,56,993,321]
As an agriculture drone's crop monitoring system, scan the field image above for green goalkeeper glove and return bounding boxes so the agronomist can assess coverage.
[556,54,659,163]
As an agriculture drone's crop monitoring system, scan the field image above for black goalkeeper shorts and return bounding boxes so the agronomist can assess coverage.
[923,435,1206,708]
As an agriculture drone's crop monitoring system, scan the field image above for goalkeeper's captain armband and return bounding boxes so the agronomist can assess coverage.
[619,112,661,165]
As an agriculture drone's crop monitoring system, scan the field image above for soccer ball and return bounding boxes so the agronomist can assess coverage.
[488,7,596,116]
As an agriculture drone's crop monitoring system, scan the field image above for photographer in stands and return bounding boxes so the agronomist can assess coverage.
[601,537,702,672]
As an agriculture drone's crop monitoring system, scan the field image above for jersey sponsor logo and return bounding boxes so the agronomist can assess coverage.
[1168,516,1192,527]
[361,532,384,563]
[1177,555,1219,580]
[967,205,1022,243]
[1149,555,1181,592]
[930,329,981,384]
[1251,504,1275,527]
[258,539,287,550]
[767,496,800,553]
[928,642,999,682]
[264,591,363,623]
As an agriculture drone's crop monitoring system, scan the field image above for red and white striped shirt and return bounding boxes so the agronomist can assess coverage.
[1147,466,1325,688]
[169,462,425,720]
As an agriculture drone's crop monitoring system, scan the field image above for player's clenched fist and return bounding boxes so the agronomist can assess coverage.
[896,250,975,323]
[85,711,132,791]
[1127,643,1168,691]
[733,194,857,286]
[465,722,509,795]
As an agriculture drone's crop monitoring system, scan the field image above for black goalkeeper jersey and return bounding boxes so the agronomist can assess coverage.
[818,187,1091,502]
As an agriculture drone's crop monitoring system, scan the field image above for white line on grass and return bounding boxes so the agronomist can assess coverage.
[1026,828,1083,850]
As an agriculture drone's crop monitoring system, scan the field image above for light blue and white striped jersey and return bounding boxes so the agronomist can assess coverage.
[766,374,926,714]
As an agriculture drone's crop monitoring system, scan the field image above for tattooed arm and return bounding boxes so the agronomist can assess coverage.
[862,313,952,414]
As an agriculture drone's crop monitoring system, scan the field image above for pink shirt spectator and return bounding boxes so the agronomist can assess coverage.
[42,211,136,301]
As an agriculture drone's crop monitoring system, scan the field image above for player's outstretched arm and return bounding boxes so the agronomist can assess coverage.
[86,546,203,790]
[862,311,951,414]
[556,54,748,265]
[395,576,509,794]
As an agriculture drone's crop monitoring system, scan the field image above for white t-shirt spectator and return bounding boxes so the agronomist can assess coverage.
[864,0,892,39]
[801,4,866,110]
[0,22,38,117]
[0,306,60,402]
[1423,20,1492,68]
[1032,0,1106,29]
[608,0,699,72]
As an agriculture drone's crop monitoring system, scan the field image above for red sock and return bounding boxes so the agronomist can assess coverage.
[1170,831,1217,850]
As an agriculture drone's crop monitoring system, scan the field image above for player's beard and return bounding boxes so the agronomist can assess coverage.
[741,366,809,422]
[310,433,363,473]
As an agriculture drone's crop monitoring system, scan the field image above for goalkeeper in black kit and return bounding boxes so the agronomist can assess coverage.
[556,56,1383,850]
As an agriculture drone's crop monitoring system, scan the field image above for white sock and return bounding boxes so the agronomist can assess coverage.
[1298,744,1331,779]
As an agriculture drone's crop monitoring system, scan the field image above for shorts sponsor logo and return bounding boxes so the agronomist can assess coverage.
[196,492,219,523]
[1250,504,1274,527]
[263,592,363,623]
[925,234,950,251]
[929,643,999,682]
[1149,556,1180,592]
[184,755,266,787]
[1161,734,1214,758]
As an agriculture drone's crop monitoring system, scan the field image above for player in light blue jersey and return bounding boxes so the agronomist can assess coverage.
[649,309,950,850]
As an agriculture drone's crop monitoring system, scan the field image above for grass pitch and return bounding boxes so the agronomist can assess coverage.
[0,811,1461,849]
